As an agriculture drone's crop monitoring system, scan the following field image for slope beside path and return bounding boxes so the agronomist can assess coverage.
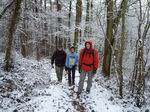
[15,70,124,112]
[0,54,142,112]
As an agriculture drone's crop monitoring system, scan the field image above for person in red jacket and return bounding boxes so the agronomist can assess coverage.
[77,41,99,95]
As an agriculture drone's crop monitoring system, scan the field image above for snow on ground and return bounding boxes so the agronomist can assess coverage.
[0,53,148,112]
[30,70,125,112]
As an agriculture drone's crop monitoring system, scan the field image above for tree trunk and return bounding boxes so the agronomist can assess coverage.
[74,0,82,49]
[34,0,40,60]
[44,0,49,57]
[68,0,72,48]
[84,0,90,38]
[113,0,127,34]
[89,0,93,37]
[102,0,113,77]
[49,0,54,57]
[4,0,22,71]
[117,0,128,98]
[20,0,28,57]
[102,0,127,77]
[56,0,62,48]
[20,33,28,57]
[84,0,93,39]
[130,0,149,107]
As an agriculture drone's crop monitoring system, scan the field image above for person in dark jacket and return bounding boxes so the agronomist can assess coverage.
[51,45,66,82]
[65,46,78,86]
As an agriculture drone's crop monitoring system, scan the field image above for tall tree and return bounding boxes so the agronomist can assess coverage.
[84,0,90,38]
[43,0,50,57]
[49,0,54,56]
[4,0,22,71]
[20,0,28,57]
[56,0,62,48]
[74,0,82,48]
[84,0,93,38]
[102,0,128,77]
[102,0,113,77]
[130,0,150,107]
[89,0,93,37]
[68,0,72,48]
[34,0,40,60]
[115,0,128,97]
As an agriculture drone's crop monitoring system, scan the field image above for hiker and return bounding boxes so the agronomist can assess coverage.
[51,45,66,82]
[65,46,78,86]
[77,41,99,95]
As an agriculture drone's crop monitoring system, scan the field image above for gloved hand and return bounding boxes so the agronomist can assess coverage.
[79,67,82,73]
[92,69,97,74]
[65,66,68,72]
[52,65,54,68]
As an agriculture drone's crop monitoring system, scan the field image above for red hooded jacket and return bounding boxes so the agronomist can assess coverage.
[79,41,99,72]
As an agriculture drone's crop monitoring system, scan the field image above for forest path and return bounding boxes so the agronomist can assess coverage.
[26,70,123,112]
[3,69,124,112]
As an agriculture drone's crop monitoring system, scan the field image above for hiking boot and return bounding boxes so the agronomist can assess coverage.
[69,83,72,86]
[86,89,90,94]
[72,82,75,85]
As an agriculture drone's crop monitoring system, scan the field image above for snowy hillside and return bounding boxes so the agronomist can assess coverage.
[0,53,148,112]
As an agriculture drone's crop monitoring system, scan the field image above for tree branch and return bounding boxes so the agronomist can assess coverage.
[113,0,128,33]
[0,0,15,19]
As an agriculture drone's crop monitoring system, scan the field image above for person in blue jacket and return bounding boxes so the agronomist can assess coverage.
[65,46,78,86]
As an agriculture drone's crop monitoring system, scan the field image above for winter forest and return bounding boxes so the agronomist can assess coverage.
[0,0,150,112]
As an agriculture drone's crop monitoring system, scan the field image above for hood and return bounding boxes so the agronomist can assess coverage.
[85,41,93,49]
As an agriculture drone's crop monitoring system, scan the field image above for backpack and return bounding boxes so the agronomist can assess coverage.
[81,49,95,67]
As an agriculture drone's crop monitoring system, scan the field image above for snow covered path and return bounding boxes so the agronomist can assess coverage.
[0,55,142,112]
[15,69,124,112]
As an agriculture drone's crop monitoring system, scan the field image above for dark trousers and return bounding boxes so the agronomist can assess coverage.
[68,66,75,85]
[55,66,64,82]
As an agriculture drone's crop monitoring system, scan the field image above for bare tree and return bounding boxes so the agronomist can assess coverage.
[74,0,82,48]
[20,0,28,57]
[102,0,129,78]
[102,0,113,77]
[68,0,72,48]
[114,0,128,98]
[130,0,150,107]
[4,0,22,71]
[84,0,93,39]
